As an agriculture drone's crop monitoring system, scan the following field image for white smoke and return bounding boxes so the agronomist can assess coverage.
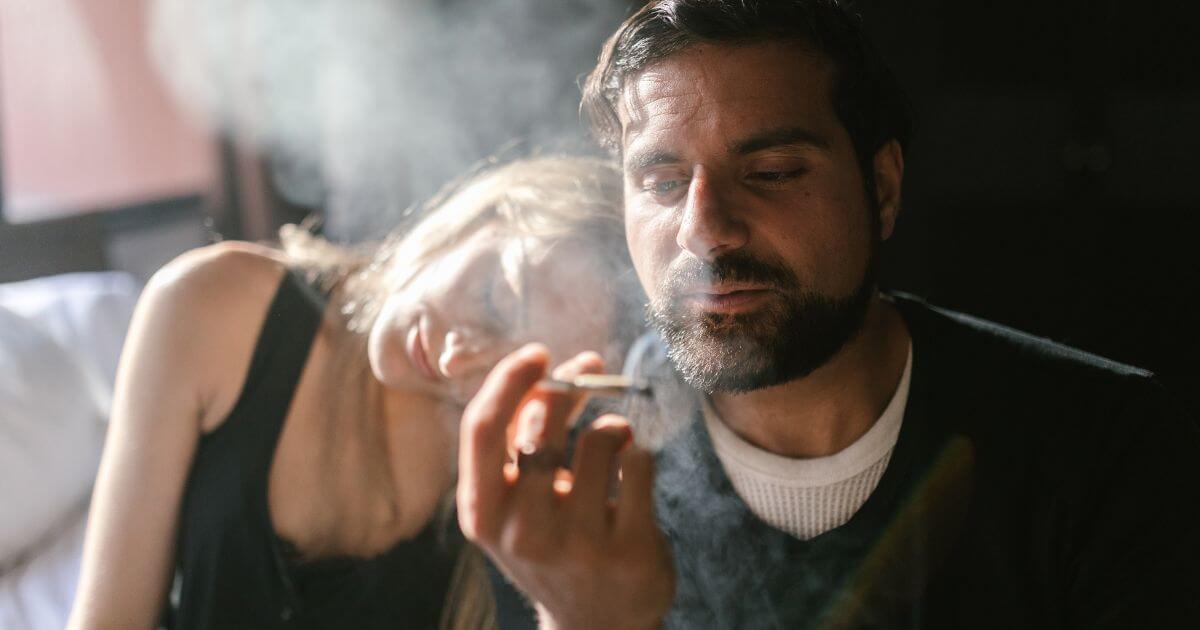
[148,0,630,240]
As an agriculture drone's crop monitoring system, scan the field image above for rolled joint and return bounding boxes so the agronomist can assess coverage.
[538,373,654,398]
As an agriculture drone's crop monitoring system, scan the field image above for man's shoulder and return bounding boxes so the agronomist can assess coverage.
[890,293,1196,502]
[892,291,1152,385]
[888,291,1181,444]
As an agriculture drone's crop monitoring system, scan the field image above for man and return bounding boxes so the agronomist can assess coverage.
[457,1,1200,628]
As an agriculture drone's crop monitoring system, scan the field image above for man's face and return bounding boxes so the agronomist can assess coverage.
[618,41,888,393]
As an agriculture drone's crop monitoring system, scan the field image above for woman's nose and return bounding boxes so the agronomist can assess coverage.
[437,328,500,380]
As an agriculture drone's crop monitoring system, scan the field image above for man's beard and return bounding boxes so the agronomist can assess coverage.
[647,247,877,394]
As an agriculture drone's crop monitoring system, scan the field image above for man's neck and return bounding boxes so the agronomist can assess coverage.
[709,294,911,459]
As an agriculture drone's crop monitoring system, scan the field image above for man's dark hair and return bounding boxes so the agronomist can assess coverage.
[581,0,914,178]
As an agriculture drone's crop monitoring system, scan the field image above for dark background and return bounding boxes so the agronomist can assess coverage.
[862,0,1200,414]
[4,0,1199,413]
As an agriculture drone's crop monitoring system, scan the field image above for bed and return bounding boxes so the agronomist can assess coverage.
[0,271,140,630]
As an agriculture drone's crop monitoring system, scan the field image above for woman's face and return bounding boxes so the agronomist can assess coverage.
[368,222,617,405]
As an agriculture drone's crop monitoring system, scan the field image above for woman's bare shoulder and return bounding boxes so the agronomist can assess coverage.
[148,241,288,302]
[133,242,294,430]
[68,245,300,627]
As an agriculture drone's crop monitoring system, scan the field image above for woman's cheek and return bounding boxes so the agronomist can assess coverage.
[367,310,407,387]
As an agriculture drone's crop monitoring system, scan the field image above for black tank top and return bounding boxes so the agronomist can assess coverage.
[165,270,461,629]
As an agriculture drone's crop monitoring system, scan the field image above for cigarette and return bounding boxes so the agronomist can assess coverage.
[539,374,653,398]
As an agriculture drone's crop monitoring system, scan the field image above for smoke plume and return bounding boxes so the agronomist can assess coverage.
[149,0,629,239]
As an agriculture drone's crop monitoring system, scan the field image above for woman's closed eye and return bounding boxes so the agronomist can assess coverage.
[481,264,527,335]
[480,272,509,329]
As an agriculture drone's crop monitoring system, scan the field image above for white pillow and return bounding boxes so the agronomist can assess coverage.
[0,306,104,566]
[0,272,140,418]
[0,506,89,630]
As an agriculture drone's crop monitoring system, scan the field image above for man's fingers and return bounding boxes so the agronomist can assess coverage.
[505,394,577,560]
[510,351,603,458]
[614,444,657,539]
[510,397,562,493]
[505,350,604,489]
[458,344,549,543]
[500,352,601,551]
[550,351,606,382]
[542,351,606,450]
[568,415,632,536]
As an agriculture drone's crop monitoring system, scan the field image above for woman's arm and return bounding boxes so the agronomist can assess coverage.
[67,244,284,630]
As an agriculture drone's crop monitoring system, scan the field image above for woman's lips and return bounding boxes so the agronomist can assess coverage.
[406,324,440,382]
[683,288,774,313]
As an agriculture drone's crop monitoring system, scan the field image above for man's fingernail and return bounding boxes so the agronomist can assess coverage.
[514,398,547,448]
[551,351,602,380]
[593,414,631,431]
[551,362,580,381]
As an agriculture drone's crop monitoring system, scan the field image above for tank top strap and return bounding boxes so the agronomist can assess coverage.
[174,267,334,625]
[208,266,332,501]
[251,269,333,604]
[229,267,330,439]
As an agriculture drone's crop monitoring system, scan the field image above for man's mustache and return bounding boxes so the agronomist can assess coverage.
[662,251,799,297]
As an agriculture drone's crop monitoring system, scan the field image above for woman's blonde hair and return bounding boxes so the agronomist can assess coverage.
[283,154,631,336]
[280,154,637,630]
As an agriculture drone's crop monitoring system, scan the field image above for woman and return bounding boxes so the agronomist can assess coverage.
[67,156,639,629]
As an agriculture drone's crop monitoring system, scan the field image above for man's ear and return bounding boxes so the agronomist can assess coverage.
[872,139,904,242]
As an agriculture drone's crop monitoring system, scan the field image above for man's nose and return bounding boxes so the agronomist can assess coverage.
[676,168,748,260]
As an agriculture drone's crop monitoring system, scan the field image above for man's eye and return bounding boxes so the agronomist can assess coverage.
[644,178,686,196]
[748,168,806,183]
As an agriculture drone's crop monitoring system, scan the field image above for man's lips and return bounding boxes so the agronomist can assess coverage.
[680,286,775,313]
[406,324,439,382]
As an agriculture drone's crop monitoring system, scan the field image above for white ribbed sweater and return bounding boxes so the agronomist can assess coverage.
[704,347,912,540]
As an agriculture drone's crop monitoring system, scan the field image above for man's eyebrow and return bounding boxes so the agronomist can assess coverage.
[624,150,681,173]
[731,127,832,155]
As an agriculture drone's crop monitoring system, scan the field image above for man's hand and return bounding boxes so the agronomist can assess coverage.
[457,344,675,630]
